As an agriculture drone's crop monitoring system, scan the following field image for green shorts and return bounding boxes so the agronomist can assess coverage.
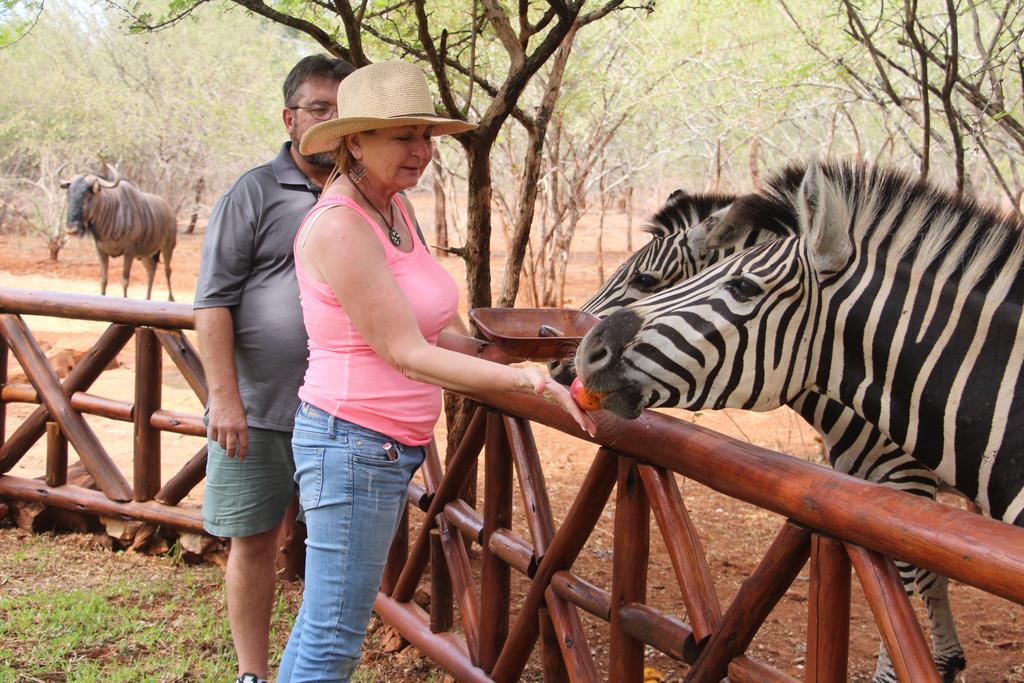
[202,425,296,538]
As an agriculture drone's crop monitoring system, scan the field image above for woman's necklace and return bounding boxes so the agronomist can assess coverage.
[351,182,402,247]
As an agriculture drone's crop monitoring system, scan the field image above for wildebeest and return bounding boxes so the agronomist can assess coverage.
[60,165,176,301]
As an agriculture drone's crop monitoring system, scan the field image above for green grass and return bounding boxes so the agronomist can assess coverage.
[0,529,446,682]
[0,566,293,681]
[2,577,220,679]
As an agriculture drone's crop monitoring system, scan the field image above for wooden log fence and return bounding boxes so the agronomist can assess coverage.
[2,288,1023,682]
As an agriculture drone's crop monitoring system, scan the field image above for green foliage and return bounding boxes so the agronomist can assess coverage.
[0,0,42,47]
[0,0,323,234]
[2,0,1019,251]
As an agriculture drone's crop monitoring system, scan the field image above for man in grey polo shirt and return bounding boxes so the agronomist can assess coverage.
[193,54,353,683]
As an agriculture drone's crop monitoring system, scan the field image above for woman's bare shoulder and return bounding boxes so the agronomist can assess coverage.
[305,204,385,262]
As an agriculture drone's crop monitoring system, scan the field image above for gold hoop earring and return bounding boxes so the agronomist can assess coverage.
[348,163,366,184]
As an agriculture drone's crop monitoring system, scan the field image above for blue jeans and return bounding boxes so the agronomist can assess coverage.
[278,402,425,682]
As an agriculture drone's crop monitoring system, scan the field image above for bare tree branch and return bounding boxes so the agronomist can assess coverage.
[330,0,368,65]
[941,0,965,191]
[413,0,463,117]
[842,0,907,106]
[480,0,525,66]
[904,0,932,177]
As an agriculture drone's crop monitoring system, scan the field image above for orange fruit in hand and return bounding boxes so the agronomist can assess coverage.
[570,377,605,412]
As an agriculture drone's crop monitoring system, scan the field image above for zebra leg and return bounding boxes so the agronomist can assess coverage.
[872,641,897,683]
[918,570,965,681]
[871,566,964,683]
[121,254,133,298]
[802,397,962,682]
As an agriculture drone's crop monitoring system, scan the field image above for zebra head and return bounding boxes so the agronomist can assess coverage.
[549,189,740,386]
[552,169,808,386]
[60,165,122,236]
[579,189,740,320]
[574,161,847,418]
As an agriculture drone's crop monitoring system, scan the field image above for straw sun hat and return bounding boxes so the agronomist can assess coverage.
[299,61,476,155]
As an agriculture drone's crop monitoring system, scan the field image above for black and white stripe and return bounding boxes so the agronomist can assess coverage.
[578,160,1024,525]
[571,163,1016,681]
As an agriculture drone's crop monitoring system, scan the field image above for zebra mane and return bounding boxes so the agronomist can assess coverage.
[715,163,806,242]
[642,189,738,239]
[819,159,1021,227]
[814,159,1024,276]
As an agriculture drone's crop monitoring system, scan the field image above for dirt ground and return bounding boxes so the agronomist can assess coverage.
[0,194,1022,681]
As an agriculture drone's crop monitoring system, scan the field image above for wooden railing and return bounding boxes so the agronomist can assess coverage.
[0,289,206,528]
[2,288,1023,682]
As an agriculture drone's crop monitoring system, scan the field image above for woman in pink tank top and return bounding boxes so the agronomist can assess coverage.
[277,61,595,683]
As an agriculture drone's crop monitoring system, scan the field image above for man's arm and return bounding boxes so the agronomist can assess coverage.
[196,306,249,460]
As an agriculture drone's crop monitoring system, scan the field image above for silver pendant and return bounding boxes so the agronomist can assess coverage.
[388,227,401,247]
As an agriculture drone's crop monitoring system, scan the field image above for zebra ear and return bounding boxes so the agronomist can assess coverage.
[800,161,851,275]
[686,221,709,256]
[705,196,757,249]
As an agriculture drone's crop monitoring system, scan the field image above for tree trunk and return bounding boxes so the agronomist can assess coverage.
[443,393,478,508]
[448,134,497,505]
[47,235,63,261]
[431,149,450,256]
[185,177,205,235]
[553,203,580,307]
[463,141,495,312]
[596,175,608,285]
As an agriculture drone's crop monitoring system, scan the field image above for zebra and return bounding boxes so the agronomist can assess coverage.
[60,165,177,301]
[566,164,982,682]
[574,159,1024,679]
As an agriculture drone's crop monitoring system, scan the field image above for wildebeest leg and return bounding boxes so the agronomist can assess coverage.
[122,254,133,298]
[140,253,158,301]
[161,243,175,302]
[96,247,109,296]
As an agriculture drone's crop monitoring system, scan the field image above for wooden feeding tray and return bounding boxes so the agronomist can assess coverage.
[469,307,599,361]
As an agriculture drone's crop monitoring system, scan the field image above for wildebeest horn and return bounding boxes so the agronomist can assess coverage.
[56,162,73,189]
[95,164,122,189]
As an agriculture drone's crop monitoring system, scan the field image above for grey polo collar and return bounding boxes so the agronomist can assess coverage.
[272,142,322,194]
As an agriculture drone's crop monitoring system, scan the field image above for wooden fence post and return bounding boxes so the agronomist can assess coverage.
[610,456,650,682]
[806,535,850,682]
[638,464,721,648]
[480,411,513,670]
[846,544,941,682]
[45,421,67,487]
[381,503,408,594]
[429,527,453,633]
[0,333,6,445]
[133,327,161,501]
[686,521,812,683]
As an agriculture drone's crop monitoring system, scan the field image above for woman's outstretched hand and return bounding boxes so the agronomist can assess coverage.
[520,366,598,437]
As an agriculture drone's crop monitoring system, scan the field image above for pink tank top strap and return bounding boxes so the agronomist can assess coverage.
[303,194,416,254]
